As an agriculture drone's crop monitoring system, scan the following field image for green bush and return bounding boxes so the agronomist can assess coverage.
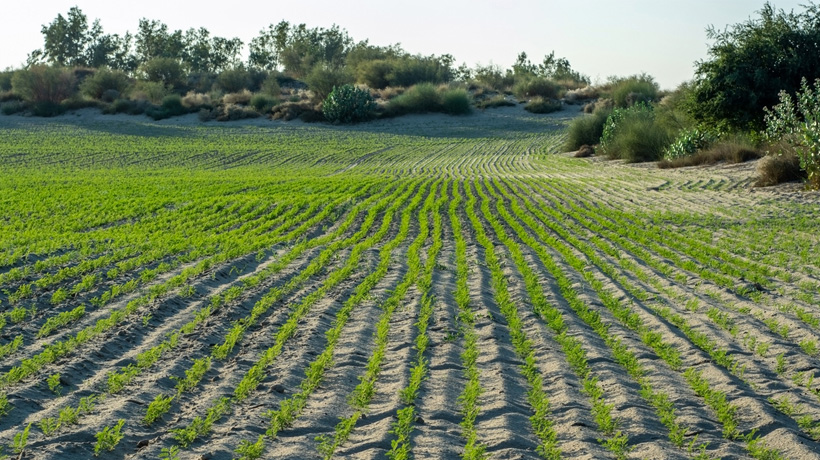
[216,68,251,93]
[690,3,820,130]
[764,77,820,188]
[11,65,75,104]
[139,58,185,89]
[475,94,515,110]
[609,74,659,108]
[305,65,353,102]
[513,77,560,100]
[80,68,131,100]
[564,108,612,151]
[601,104,672,162]
[131,81,170,105]
[1,100,26,115]
[663,128,719,160]
[250,93,277,113]
[0,71,13,92]
[146,94,189,120]
[322,84,376,123]
[524,97,561,114]
[387,83,441,115]
[260,74,281,97]
[440,88,472,115]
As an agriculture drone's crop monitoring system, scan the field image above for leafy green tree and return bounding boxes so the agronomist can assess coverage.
[40,7,89,67]
[690,2,820,130]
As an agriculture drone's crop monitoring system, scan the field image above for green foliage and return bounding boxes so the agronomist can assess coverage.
[146,94,189,120]
[249,93,277,113]
[513,77,561,100]
[80,68,131,100]
[144,394,173,425]
[46,373,62,395]
[322,84,376,123]
[216,67,251,93]
[260,74,281,97]
[691,2,820,130]
[94,419,125,456]
[608,74,659,108]
[663,128,719,160]
[524,97,562,114]
[139,57,185,88]
[11,65,75,104]
[472,64,515,91]
[440,88,472,115]
[13,423,31,454]
[601,103,672,162]
[305,65,353,101]
[564,108,612,150]
[764,77,820,188]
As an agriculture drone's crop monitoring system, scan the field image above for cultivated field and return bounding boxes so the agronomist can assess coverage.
[0,106,819,460]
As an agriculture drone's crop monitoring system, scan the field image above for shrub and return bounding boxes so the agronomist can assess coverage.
[214,104,261,122]
[0,70,14,91]
[145,94,189,120]
[250,94,278,113]
[222,90,252,105]
[271,101,323,122]
[472,64,514,91]
[181,92,212,109]
[600,104,672,162]
[513,77,561,100]
[216,68,251,93]
[690,3,820,130]
[764,77,820,188]
[305,65,353,102]
[475,94,514,110]
[322,84,376,123]
[11,65,75,104]
[756,150,805,186]
[79,68,131,100]
[659,138,761,168]
[574,145,594,157]
[131,81,170,105]
[564,86,598,103]
[663,128,719,160]
[608,74,659,108]
[524,97,562,114]
[260,74,281,97]
[139,58,185,88]
[564,108,612,151]
[441,88,472,115]
[387,83,441,115]
[1,101,25,115]
[357,59,393,89]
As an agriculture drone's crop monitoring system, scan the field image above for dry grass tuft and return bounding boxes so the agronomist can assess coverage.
[574,145,594,157]
[182,92,211,108]
[222,90,252,105]
[755,151,805,186]
[658,140,762,169]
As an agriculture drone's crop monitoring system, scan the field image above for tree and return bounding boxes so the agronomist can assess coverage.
[690,2,820,130]
[40,7,89,67]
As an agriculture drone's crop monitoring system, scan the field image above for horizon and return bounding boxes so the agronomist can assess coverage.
[0,1,810,89]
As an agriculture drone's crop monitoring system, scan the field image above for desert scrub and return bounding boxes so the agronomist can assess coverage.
[663,128,719,160]
[524,97,562,114]
[564,107,612,151]
[512,76,561,100]
[322,84,376,123]
[600,103,672,162]
[764,77,820,189]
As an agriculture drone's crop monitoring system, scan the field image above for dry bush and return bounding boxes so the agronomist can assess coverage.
[755,150,806,186]
[574,145,594,157]
[222,90,252,105]
[271,101,323,122]
[583,98,614,114]
[182,92,211,109]
[373,86,404,100]
[658,136,761,169]
[475,94,515,110]
[565,86,599,103]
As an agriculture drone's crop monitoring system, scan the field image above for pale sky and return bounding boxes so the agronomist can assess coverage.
[0,1,808,89]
